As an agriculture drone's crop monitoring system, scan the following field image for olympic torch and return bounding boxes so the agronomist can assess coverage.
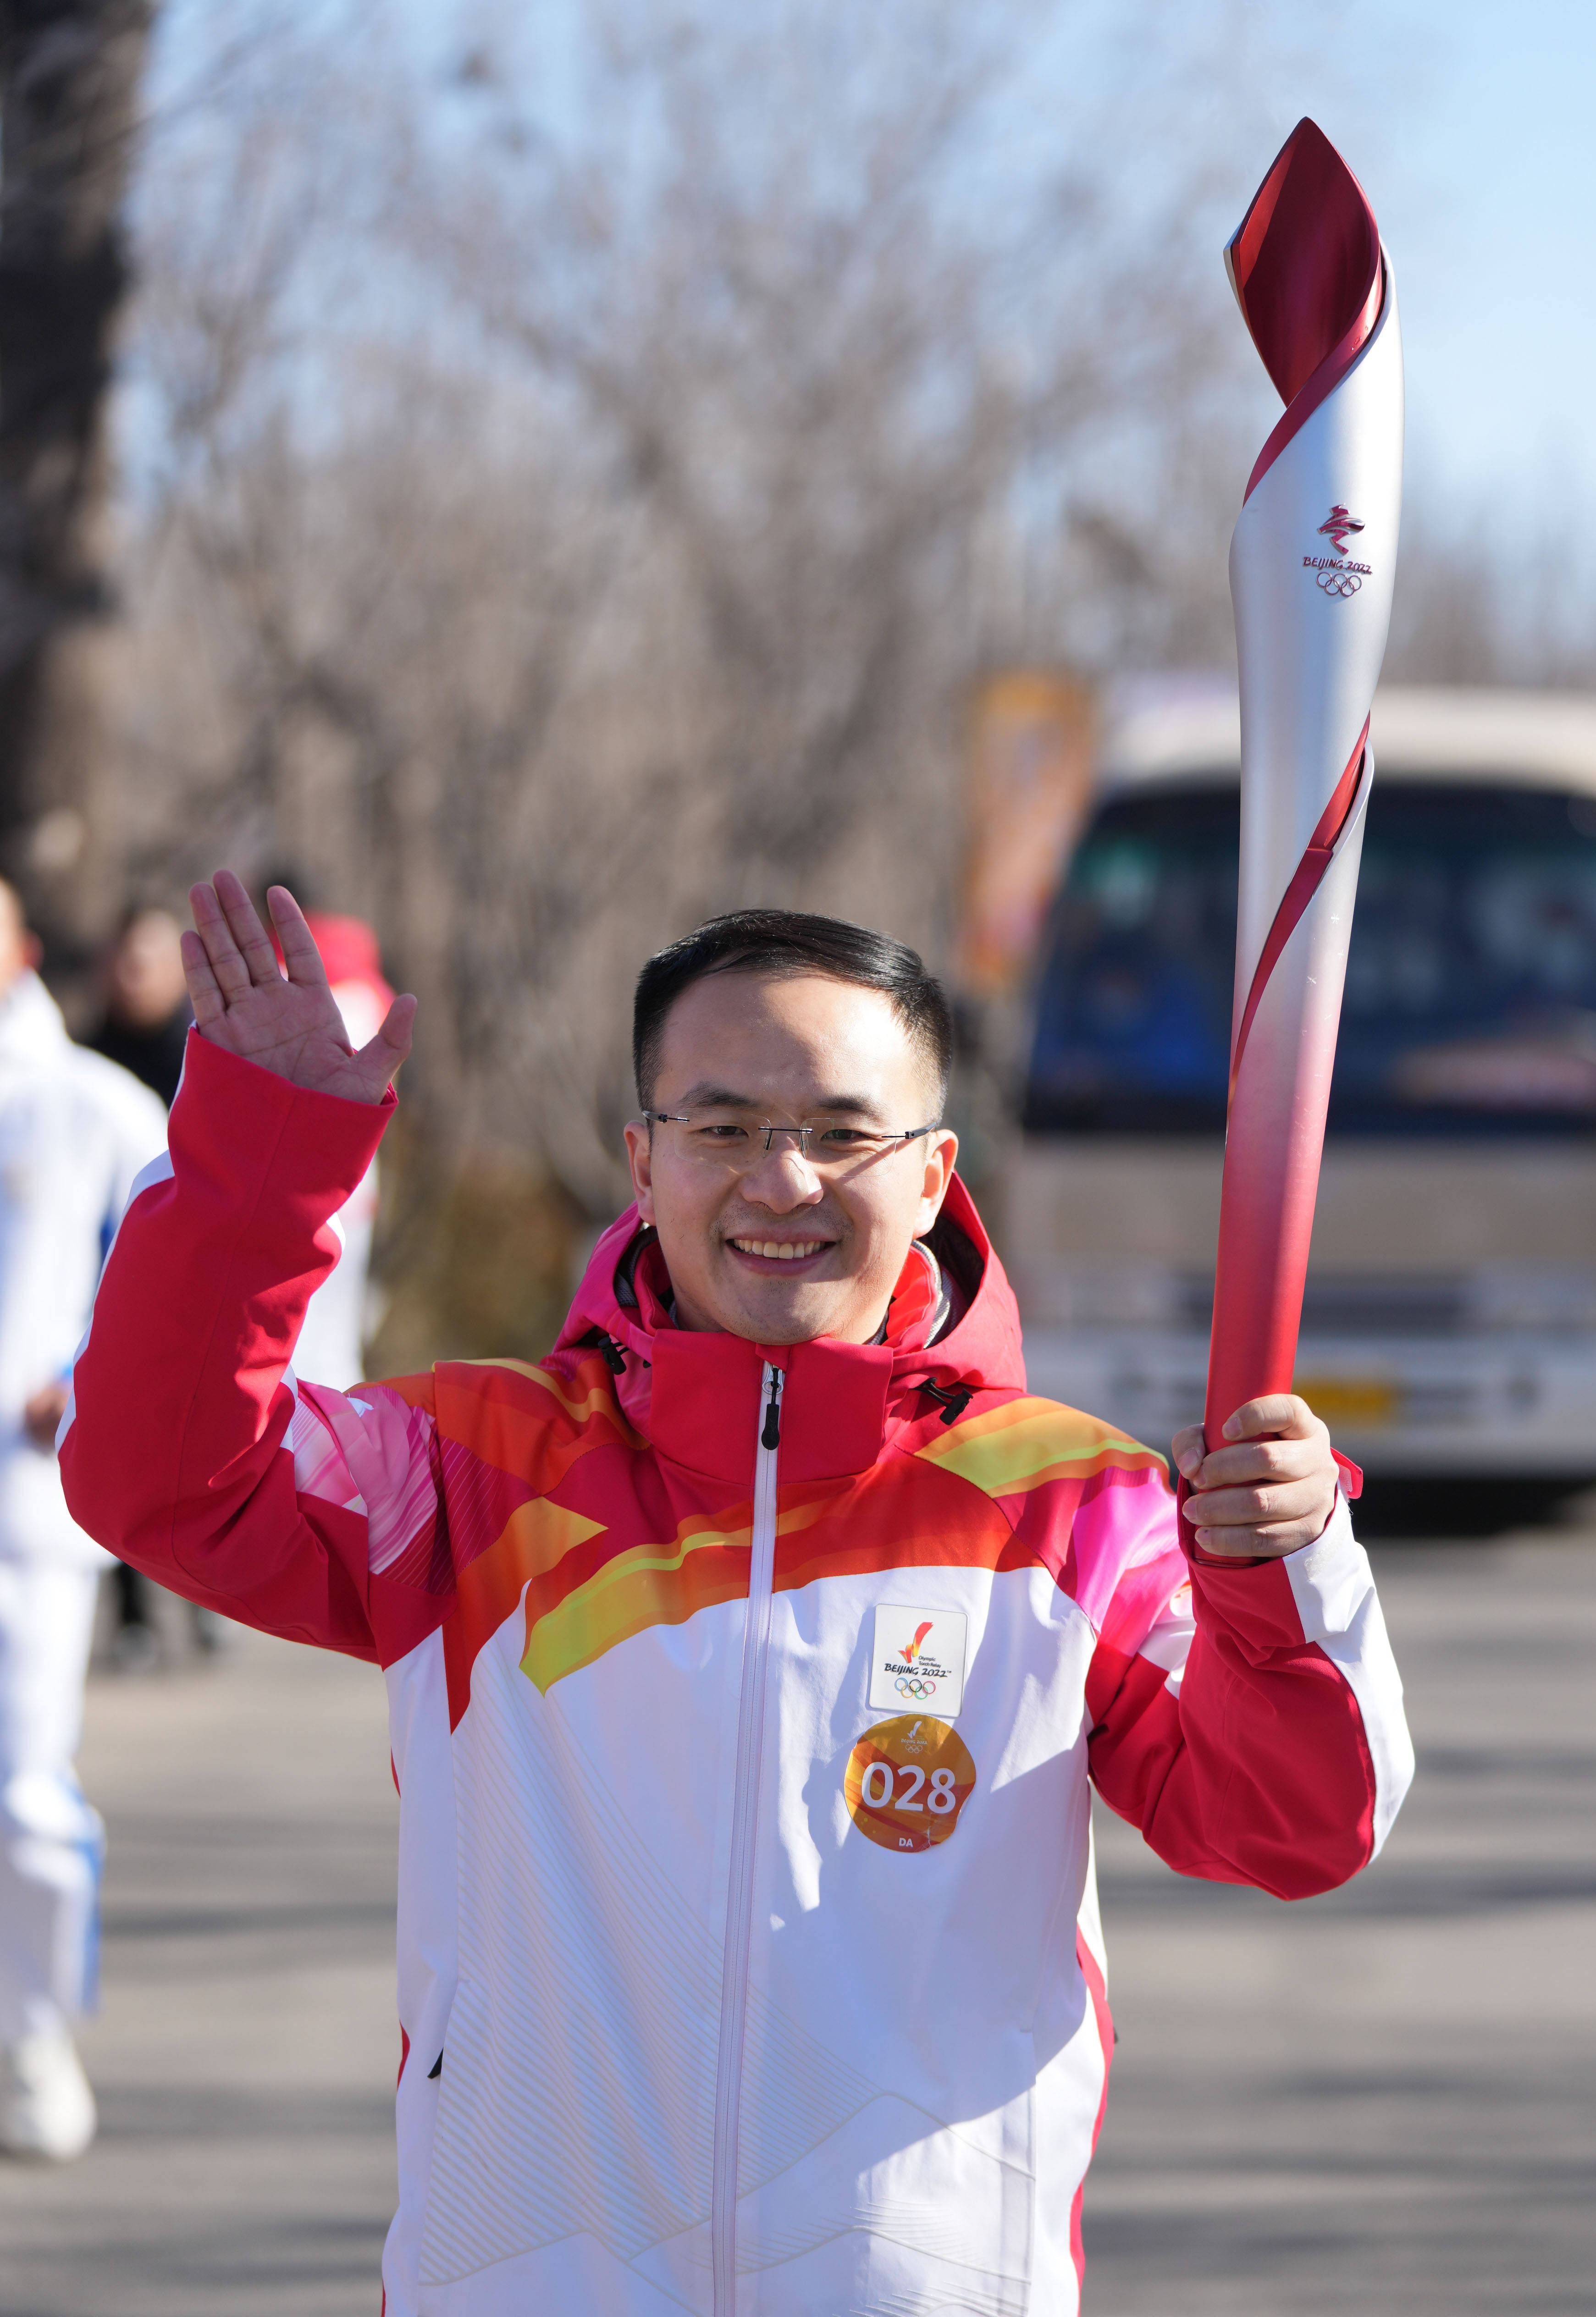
[1195,118,1403,1488]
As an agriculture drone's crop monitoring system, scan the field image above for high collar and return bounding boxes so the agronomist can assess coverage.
[554,1174,1025,1485]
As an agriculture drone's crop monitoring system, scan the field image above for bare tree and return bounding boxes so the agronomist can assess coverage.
[1384,501,1596,691]
[0,0,155,940]
[104,0,1375,1355]
[374,1,1280,1186]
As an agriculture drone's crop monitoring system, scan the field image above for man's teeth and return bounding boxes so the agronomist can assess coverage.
[731,1240,826,1261]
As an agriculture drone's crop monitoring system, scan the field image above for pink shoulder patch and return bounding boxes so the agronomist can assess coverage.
[1066,1465,1183,1633]
[297,1382,441,1578]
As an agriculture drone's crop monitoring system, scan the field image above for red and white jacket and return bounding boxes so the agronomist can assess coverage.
[61,1036,1413,2317]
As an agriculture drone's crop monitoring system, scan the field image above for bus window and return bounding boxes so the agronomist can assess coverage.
[1024,781,1596,1137]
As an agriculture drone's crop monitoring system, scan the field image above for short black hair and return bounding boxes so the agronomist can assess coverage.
[634,909,952,1114]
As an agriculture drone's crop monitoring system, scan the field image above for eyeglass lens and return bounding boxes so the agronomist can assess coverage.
[661,1114,902,1167]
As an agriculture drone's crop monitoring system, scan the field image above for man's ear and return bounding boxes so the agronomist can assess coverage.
[914,1130,958,1235]
[624,1120,657,1225]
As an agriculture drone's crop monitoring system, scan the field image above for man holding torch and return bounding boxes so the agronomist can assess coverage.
[56,122,1408,2317]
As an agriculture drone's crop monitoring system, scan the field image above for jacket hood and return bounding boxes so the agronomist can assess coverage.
[553,1173,1026,1481]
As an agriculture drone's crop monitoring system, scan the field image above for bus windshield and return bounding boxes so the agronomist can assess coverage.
[1023,780,1596,1136]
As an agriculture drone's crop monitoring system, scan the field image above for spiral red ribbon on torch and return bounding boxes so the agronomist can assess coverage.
[1198,119,1390,1489]
[1226,717,1368,1113]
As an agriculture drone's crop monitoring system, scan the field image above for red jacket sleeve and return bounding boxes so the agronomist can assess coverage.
[1082,1480,1412,1900]
[60,1032,448,1669]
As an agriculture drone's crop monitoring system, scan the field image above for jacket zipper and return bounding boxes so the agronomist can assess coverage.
[711,1360,783,2316]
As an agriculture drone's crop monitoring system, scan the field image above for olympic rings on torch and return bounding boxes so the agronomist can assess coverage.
[1315,569,1362,597]
[895,1675,937,1699]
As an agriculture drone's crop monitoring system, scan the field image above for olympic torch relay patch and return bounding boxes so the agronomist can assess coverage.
[867,1605,967,1717]
[845,1716,977,1854]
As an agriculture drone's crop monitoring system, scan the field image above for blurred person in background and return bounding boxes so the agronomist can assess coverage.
[0,882,167,2161]
[61,876,1412,2312]
[87,904,192,1108]
[86,906,193,1665]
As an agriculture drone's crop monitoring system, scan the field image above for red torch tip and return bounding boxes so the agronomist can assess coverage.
[1227,119,1385,500]
[1226,117,1382,407]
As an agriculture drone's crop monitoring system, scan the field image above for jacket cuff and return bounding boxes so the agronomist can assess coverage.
[1268,1492,1370,1634]
[174,1027,395,1209]
[1331,1447,1364,1500]
[1186,1491,1363,1648]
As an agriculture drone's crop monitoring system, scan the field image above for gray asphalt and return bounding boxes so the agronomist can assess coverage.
[0,1525,1590,2316]
[1085,1523,1596,2316]
[0,1622,400,2317]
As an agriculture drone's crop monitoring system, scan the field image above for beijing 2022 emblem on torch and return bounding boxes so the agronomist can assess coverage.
[1188,117,1404,1505]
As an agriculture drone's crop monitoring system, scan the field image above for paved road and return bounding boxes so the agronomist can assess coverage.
[1,1526,1591,2316]
[1085,1523,1596,2316]
[1,1626,400,2317]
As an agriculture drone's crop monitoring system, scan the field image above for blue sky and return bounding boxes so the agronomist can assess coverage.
[1242,0,1596,527]
[139,0,1596,541]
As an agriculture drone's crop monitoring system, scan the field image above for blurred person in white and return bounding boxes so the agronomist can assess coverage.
[0,881,167,2160]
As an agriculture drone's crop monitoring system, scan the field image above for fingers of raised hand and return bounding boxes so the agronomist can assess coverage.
[267,886,331,992]
[188,874,414,1103]
[188,881,253,1003]
[213,869,283,988]
[179,927,227,1026]
[190,874,281,1003]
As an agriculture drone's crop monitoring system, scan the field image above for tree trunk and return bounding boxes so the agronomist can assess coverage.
[0,0,152,945]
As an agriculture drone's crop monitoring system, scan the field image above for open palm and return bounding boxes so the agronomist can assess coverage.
[181,871,415,1105]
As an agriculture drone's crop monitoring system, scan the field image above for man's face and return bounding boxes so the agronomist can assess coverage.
[624,971,957,1346]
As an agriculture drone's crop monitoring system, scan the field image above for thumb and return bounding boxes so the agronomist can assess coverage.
[355,993,417,1090]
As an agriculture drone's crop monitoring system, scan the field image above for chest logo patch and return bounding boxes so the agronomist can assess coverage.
[867,1604,966,1717]
[845,1716,977,1853]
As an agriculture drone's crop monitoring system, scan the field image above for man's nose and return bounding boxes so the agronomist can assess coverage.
[738,1140,826,1208]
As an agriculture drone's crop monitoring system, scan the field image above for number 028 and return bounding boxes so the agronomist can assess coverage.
[858,1761,958,1814]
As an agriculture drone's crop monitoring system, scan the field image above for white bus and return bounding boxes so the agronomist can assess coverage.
[1005,681,1596,1496]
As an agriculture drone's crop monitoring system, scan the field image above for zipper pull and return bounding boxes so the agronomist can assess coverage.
[761,1367,783,1451]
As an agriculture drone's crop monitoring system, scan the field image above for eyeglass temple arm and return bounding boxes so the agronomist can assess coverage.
[644,1114,943,1142]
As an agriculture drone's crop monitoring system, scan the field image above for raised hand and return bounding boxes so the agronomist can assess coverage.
[1171,1392,1339,1558]
[181,871,416,1106]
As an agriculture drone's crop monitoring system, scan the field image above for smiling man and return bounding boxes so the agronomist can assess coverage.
[61,881,1412,2317]
[624,950,955,1347]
